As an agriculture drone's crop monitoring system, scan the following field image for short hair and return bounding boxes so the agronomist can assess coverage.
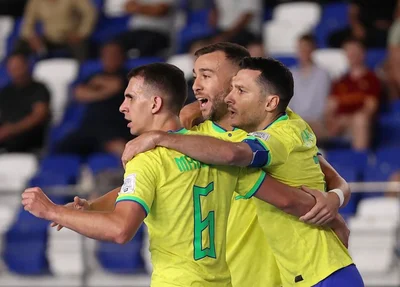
[342,37,366,50]
[239,57,294,113]
[7,52,28,63]
[127,63,188,115]
[194,42,250,66]
[299,33,317,47]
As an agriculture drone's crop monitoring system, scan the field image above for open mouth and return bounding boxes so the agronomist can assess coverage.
[197,97,209,109]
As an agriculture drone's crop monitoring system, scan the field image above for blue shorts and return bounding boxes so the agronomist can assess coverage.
[313,264,364,287]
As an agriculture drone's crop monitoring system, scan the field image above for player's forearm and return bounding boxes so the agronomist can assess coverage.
[88,187,120,212]
[319,156,351,206]
[255,177,315,217]
[50,206,126,243]
[156,133,253,166]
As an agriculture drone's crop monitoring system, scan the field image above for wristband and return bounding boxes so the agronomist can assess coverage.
[328,188,344,207]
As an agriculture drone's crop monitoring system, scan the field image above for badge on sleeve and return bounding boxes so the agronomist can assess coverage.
[248,131,270,141]
[121,174,136,194]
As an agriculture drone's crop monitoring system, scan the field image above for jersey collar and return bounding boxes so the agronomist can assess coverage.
[262,112,289,131]
[211,121,237,133]
[167,127,188,134]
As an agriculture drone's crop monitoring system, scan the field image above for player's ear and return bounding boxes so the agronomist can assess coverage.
[151,96,163,114]
[265,95,279,112]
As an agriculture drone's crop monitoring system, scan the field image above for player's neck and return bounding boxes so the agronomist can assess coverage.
[214,114,234,131]
[254,112,285,132]
[150,114,182,132]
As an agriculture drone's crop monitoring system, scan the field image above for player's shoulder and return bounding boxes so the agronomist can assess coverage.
[125,148,164,171]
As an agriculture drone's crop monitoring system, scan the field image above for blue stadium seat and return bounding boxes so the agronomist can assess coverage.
[273,56,297,68]
[87,153,122,175]
[37,154,82,184]
[96,226,144,273]
[325,149,369,177]
[375,147,400,167]
[5,17,23,57]
[376,114,400,147]
[333,166,359,216]
[91,0,104,11]
[91,16,130,45]
[126,57,165,69]
[361,165,396,199]
[391,99,400,114]
[366,49,387,70]
[314,3,349,48]
[75,60,103,83]
[0,64,10,88]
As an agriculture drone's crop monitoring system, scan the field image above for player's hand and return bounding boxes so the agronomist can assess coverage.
[50,196,90,231]
[121,131,161,168]
[299,186,339,226]
[22,187,56,220]
[179,102,202,129]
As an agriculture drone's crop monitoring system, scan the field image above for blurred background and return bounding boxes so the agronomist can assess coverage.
[0,0,399,286]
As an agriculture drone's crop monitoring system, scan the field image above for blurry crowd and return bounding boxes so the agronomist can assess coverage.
[0,0,399,159]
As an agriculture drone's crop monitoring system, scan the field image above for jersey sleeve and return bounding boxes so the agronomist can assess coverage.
[243,130,293,168]
[234,167,266,199]
[115,153,158,217]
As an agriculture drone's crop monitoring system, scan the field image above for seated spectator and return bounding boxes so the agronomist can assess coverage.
[208,0,262,48]
[386,171,400,198]
[289,34,330,139]
[325,38,381,151]
[53,42,131,156]
[116,0,177,57]
[328,0,397,48]
[0,53,51,153]
[15,0,97,62]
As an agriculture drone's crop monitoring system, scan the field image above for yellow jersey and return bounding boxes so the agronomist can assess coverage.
[244,109,353,287]
[116,136,266,287]
[191,121,282,287]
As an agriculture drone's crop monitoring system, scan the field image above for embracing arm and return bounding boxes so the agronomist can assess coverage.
[88,187,120,212]
[155,132,253,166]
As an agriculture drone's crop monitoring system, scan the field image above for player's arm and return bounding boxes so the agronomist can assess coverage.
[123,131,254,167]
[88,187,120,211]
[253,174,316,217]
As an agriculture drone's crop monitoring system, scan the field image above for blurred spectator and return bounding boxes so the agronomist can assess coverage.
[116,0,177,57]
[53,42,131,157]
[328,0,397,48]
[325,38,381,151]
[246,37,267,57]
[386,170,400,198]
[289,34,330,138]
[14,0,97,62]
[385,0,400,101]
[0,53,51,153]
[209,0,262,48]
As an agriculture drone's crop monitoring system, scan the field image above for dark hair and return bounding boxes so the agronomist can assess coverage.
[127,63,188,115]
[239,57,294,113]
[299,33,316,47]
[342,37,366,50]
[7,52,28,62]
[194,42,250,65]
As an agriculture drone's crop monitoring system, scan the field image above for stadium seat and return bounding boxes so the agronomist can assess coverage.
[167,54,193,79]
[272,56,297,68]
[87,153,122,175]
[0,16,14,60]
[376,114,400,147]
[91,15,130,45]
[37,154,82,184]
[0,153,38,193]
[366,49,387,70]
[314,2,349,48]
[325,149,369,176]
[104,0,128,17]
[33,59,79,125]
[272,2,321,27]
[312,49,348,79]
[48,227,84,276]
[375,147,400,167]
[96,238,144,274]
[126,57,165,69]
[263,21,310,55]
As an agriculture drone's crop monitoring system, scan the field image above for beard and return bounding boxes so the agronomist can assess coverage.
[207,89,230,122]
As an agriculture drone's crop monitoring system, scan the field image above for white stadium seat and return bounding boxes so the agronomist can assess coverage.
[167,54,194,80]
[33,59,79,125]
[0,16,14,60]
[263,21,311,55]
[312,49,348,79]
[273,2,321,27]
[104,0,129,17]
[0,153,38,193]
